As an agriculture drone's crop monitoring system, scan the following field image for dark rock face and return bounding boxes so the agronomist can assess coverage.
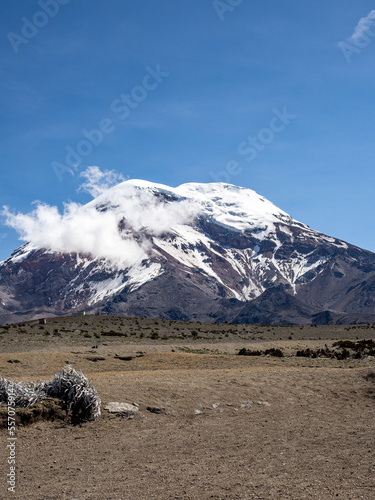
[233,285,317,325]
[1,182,375,325]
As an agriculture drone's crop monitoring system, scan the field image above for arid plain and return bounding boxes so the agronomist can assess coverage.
[1,315,374,499]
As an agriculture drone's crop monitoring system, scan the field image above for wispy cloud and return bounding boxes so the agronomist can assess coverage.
[79,166,128,198]
[350,10,375,44]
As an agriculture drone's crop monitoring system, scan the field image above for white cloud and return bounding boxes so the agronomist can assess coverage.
[78,166,126,198]
[2,171,202,268]
[2,202,147,268]
[79,166,128,198]
[349,10,375,43]
[100,181,201,236]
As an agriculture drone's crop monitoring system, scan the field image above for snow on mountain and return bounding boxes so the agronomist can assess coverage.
[1,180,375,324]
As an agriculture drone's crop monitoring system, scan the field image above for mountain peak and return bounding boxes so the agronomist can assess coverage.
[91,179,294,234]
[2,179,375,325]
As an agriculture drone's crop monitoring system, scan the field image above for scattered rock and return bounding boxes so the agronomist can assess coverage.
[212,402,220,409]
[104,402,139,419]
[194,410,203,415]
[146,406,165,414]
[240,401,253,409]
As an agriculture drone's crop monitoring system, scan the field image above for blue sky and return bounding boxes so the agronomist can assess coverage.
[1,0,375,261]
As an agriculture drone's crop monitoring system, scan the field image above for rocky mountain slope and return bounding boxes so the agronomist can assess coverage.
[1,180,375,325]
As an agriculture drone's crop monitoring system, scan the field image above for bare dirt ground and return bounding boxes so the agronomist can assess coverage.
[0,316,375,499]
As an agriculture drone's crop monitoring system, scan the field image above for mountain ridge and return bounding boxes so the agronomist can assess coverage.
[1,180,375,325]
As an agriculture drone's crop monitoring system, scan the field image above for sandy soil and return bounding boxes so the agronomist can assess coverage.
[0,319,375,499]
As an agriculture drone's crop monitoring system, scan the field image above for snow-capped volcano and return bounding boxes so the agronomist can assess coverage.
[1,180,375,325]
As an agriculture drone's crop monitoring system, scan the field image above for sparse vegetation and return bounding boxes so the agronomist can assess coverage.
[296,340,375,359]
[0,314,373,499]
[238,348,284,357]
[1,315,375,350]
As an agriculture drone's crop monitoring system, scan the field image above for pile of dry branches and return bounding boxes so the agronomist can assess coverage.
[0,378,45,407]
[0,365,101,421]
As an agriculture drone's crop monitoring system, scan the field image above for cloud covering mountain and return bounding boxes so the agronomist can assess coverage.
[3,171,201,268]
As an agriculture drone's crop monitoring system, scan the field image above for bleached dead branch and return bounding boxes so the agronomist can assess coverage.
[45,365,101,420]
[0,366,101,421]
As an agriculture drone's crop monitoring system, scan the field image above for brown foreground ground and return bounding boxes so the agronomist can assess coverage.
[0,316,375,499]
